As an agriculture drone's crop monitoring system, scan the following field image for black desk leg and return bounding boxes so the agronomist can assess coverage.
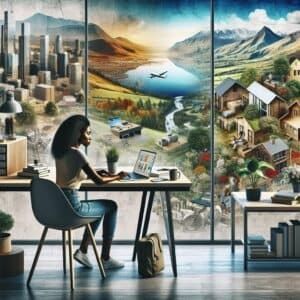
[244,210,248,271]
[231,196,235,254]
[132,191,148,261]
[141,191,155,237]
[160,191,177,277]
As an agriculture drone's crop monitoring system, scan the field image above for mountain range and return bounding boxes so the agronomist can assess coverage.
[17,13,148,57]
[215,26,283,60]
[8,13,300,83]
[14,13,300,63]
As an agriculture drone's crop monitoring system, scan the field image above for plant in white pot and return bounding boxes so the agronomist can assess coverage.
[237,157,275,201]
[105,147,119,174]
[0,210,14,253]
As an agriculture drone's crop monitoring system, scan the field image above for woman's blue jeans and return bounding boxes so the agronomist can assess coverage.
[62,188,117,241]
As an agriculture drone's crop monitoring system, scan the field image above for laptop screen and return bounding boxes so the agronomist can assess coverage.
[133,149,157,177]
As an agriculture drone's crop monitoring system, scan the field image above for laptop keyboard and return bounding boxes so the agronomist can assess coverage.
[124,172,146,180]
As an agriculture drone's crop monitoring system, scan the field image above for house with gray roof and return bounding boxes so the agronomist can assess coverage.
[255,137,289,171]
[215,77,248,112]
[215,77,248,131]
[247,81,287,118]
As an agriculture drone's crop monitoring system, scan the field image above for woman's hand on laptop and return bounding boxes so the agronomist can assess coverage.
[117,171,128,179]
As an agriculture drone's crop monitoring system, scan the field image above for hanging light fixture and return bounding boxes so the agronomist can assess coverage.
[0,90,22,140]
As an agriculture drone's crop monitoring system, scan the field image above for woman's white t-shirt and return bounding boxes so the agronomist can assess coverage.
[55,147,88,189]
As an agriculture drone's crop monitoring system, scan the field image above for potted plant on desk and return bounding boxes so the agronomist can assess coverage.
[237,157,275,201]
[105,147,119,174]
[0,210,14,253]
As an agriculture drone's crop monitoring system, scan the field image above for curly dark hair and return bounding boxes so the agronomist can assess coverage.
[51,115,90,159]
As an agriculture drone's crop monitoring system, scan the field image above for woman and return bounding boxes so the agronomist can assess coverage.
[51,114,127,270]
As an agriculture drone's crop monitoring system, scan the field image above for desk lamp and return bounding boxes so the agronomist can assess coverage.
[0,90,22,140]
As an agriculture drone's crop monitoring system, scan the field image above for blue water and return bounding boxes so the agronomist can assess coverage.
[119,58,201,98]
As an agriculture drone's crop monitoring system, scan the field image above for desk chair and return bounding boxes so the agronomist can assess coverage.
[27,177,106,290]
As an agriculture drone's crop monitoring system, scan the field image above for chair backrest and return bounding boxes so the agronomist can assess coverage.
[30,177,97,230]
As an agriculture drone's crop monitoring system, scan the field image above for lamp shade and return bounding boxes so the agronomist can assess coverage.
[0,91,22,114]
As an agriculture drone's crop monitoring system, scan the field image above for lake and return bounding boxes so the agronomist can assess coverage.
[119,58,202,98]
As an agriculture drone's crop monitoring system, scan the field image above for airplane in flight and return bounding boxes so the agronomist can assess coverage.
[149,71,168,79]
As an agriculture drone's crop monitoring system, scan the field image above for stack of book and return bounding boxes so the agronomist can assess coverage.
[17,163,50,178]
[271,192,300,205]
[248,235,270,258]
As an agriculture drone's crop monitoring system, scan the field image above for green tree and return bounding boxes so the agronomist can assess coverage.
[44,101,58,116]
[273,56,290,82]
[188,127,210,151]
[286,80,300,98]
[259,116,280,134]
[240,68,258,87]
[244,104,259,120]
[145,98,152,110]
[15,102,36,125]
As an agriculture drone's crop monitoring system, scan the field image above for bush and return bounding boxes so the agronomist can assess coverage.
[0,210,14,233]
[44,101,58,116]
[15,102,36,125]
[244,104,259,120]
[188,127,210,152]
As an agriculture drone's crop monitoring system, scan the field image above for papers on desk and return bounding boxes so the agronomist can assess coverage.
[271,192,300,205]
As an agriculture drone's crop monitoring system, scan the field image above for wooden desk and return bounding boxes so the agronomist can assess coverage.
[0,169,191,277]
[231,192,300,270]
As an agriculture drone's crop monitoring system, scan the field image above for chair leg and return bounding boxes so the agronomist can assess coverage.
[67,230,75,290]
[27,227,48,286]
[62,230,67,274]
[86,224,106,278]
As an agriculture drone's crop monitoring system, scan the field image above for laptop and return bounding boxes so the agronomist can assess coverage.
[124,149,157,180]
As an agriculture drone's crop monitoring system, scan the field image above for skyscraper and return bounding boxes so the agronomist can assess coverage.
[57,52,68,77]
[69,62,82,91]
[48,53,58,79]
[7,53,18,78]
[55,35,63,54]
[18,22,31,81]
[75,39,81,56]
[40,35,49,71]
[3,10,15,76]
[3,11,15,54]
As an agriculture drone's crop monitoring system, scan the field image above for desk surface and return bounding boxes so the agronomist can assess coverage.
[231,191,300,211]
[0,168,192,192]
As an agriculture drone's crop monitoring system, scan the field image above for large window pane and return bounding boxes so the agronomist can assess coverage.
[0,0,86,240]
[214,0,300,240]
[87,0,211,240]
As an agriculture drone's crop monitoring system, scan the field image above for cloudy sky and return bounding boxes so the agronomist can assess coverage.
[214,0,300,34]
[1,0,300,48]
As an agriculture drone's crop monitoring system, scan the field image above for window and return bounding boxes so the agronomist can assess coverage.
[1,0,297,244]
